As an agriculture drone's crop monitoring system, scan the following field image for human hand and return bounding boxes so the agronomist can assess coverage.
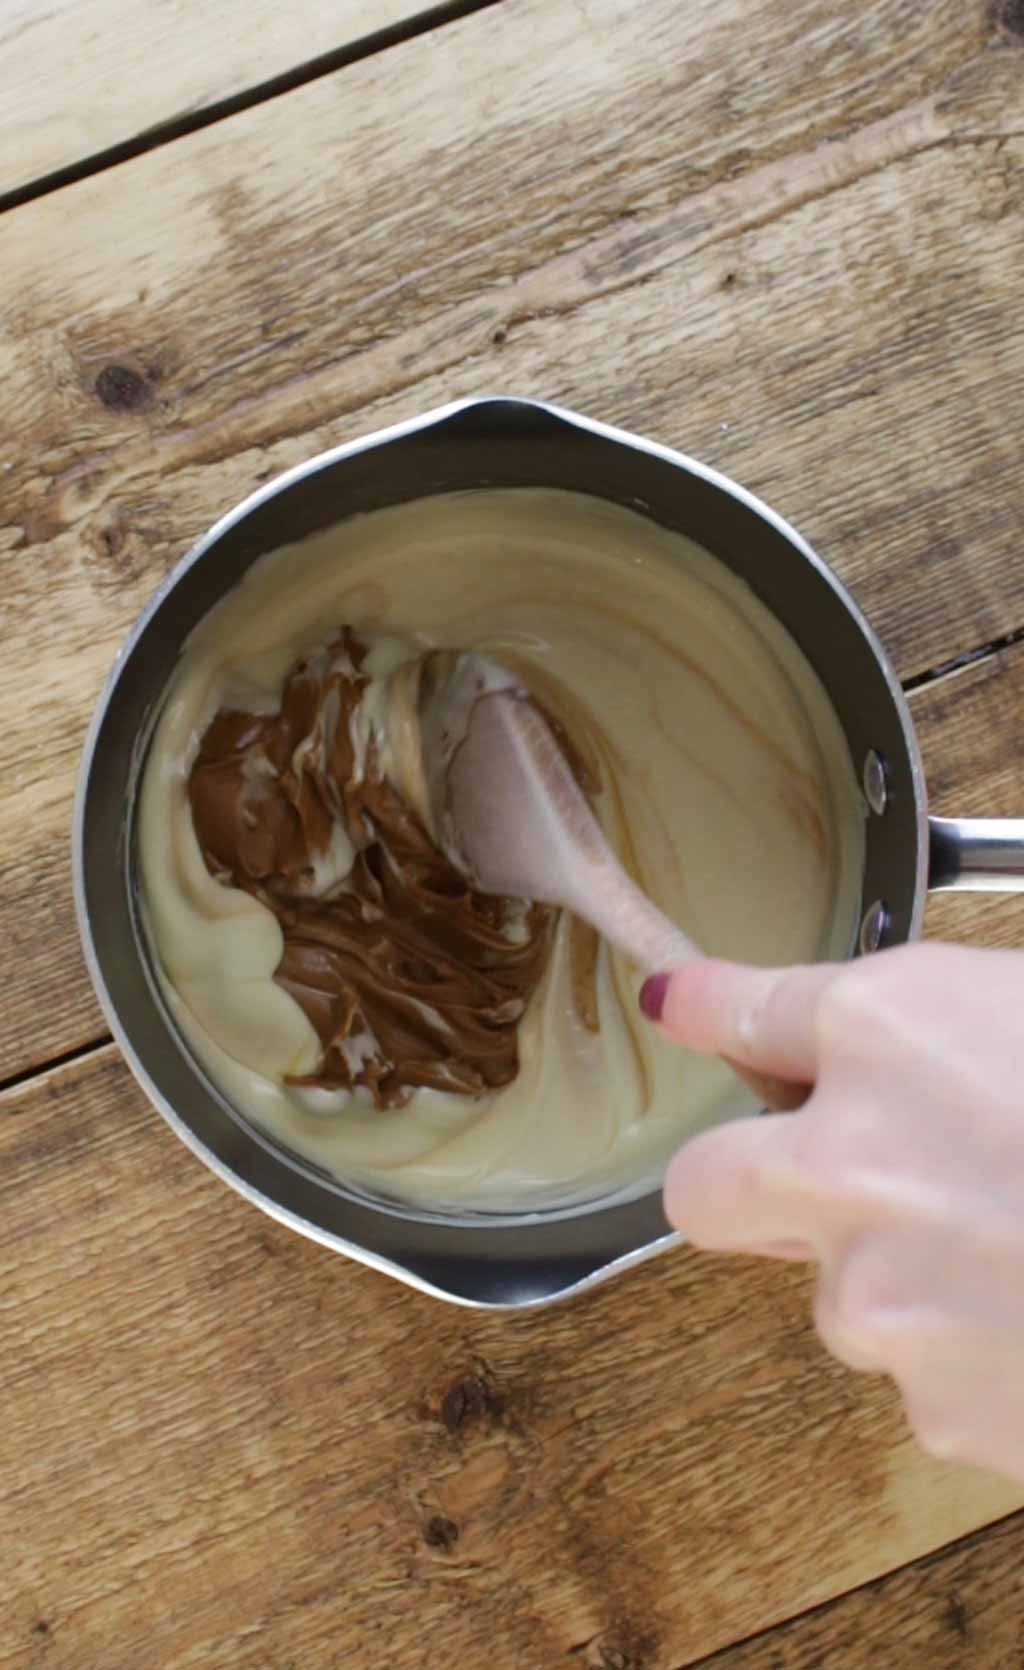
[643,943,1024,1483]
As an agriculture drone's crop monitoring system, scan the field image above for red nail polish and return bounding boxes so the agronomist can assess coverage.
[639,972,670,1022]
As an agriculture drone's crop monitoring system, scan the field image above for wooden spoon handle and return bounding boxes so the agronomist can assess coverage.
[564,855,808,1115]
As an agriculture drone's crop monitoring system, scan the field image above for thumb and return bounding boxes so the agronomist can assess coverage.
[640,958,841,1084]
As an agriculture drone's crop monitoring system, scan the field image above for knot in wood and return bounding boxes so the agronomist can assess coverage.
[423,1515,459,1551]
[994,0,1024,37]
[95,363,150,411]
[440,1372,502,1432]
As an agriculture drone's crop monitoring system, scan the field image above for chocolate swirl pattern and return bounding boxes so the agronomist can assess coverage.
[188,629,554,1108]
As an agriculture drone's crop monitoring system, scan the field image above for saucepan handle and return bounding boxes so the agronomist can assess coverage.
[929,818,1024,892]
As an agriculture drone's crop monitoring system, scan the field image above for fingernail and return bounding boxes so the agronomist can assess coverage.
[639,972,670,1022]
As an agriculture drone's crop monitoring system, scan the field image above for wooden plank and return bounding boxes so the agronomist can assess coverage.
[917,645,1024,952]
[1,0,1022,1080]
[0,0,455,200]
[1,1041,1021,1670]
[690,1510,1024,1668]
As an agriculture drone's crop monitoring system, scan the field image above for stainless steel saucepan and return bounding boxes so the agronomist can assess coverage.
[73,398,1024,1309]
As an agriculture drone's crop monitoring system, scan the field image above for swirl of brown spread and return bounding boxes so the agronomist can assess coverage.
[187,629,555,1109]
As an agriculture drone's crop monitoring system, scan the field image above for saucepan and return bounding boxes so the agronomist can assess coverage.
[73,398,1024,1309]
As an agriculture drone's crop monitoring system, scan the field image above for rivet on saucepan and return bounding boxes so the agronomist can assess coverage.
[859,900,889,955]
[863,750,888,815]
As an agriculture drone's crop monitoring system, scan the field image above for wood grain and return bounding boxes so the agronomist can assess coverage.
[693,1510,1024,1668]
[916,643,1024,951]
[1,1043,1020,1670]
[2,0,1022,1079]
[0,0,453,199]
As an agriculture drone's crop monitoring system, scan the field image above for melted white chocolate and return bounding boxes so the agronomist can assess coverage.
[139,489,864,1214]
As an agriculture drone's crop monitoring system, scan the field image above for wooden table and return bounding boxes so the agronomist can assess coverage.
[3,2,1024,1664]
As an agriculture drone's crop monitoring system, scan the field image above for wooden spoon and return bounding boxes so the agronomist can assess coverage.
[388,651,806,1113]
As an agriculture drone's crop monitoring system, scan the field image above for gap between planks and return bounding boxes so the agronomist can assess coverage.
[672,1504,1024,1670]
[0,0,510,219]
[0,1034,113,1098]
[903,620,1024,693]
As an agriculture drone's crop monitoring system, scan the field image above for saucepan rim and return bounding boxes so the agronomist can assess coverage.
[72,395,930,1307]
